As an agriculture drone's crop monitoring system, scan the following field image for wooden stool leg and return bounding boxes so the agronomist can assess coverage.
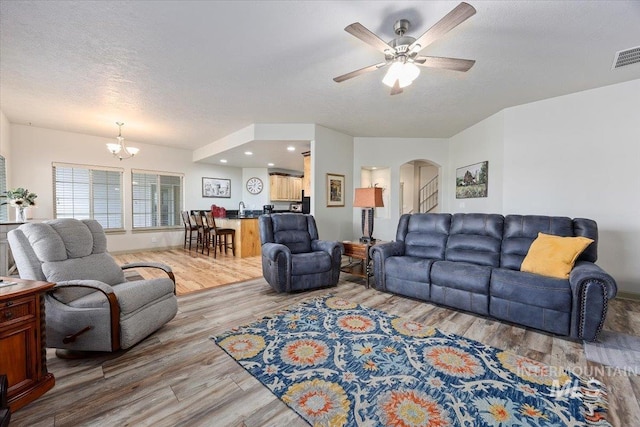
[231,231,236,256]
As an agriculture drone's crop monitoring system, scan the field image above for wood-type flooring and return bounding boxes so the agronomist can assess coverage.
[9,249,640,426]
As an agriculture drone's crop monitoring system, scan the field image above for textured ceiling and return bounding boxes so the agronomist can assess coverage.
[1,0,640,158]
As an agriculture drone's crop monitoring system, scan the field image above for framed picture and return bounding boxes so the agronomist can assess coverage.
[202,177,231,198]
[456,161,488,199]
[326,173,345,207]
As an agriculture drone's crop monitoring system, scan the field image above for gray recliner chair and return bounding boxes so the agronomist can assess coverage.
[259,214,343,293]
[8,218,178,353]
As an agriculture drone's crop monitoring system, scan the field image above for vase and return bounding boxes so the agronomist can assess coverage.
[15,206,26,222]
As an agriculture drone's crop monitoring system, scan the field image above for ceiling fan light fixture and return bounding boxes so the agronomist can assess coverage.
[382,61,420,88]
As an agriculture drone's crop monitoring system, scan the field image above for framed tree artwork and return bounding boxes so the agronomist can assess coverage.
[455,161,488,199]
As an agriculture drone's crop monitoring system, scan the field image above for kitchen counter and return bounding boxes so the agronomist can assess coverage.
[215,217,260,258]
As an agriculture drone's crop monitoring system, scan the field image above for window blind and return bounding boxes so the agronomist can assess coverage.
[53,163,123,230]
[132,170,183,229]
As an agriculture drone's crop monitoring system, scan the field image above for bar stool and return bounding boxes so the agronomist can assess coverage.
[206,212,236,258]
[192,211,211,254]
[181,210,198,250]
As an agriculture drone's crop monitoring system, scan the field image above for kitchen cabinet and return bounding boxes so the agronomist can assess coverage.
[269,175,302,202]
[0,278,55,411]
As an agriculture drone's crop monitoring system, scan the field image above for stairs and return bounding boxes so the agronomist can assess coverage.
[419,175,438,213]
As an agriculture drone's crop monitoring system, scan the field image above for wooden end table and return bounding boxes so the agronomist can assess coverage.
[0,277,55,411]
[340,240,385,288]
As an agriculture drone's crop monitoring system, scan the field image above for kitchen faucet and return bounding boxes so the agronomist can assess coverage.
[239,201,246,216]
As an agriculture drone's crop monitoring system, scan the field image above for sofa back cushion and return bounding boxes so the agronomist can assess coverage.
[572,218,598,262]
[501,215,594,270]
[12,218,125,285]
[445,214,504,267]
[397,213,451,259]
[267,214,318,254]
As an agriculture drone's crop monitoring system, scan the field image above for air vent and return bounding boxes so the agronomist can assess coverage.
[612,46,640,69]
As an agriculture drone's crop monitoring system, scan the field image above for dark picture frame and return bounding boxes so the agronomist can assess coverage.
[202,177,231,198]
[456,161,488,199]
[326,173,345,207]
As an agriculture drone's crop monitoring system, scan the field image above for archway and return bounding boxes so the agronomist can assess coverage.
[399,159,440,215]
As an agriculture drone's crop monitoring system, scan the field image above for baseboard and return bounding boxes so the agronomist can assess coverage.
[617,291,640,301]
[110,245,183,255]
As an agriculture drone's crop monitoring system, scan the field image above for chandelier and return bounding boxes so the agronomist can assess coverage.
[107,122,139,160]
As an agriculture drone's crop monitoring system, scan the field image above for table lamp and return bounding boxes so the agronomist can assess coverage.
[353,187,384,243]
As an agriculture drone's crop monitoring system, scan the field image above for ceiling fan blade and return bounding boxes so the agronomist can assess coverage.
[333,62,388,83]
[345,22,394,54]
[414,56,475,72]
[390,80,403,95]
[408,2,476,53]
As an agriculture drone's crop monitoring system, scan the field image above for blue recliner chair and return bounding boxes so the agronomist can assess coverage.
[259,214,343,293]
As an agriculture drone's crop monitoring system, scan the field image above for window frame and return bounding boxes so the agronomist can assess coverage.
[52,162,125,232]
[131,169,184,231]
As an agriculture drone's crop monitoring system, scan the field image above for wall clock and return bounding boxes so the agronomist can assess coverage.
[246,177,263,195]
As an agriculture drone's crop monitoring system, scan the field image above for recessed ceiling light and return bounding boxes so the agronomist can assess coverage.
[268,163,275,167]
[244,151,253,155]
[371,167,377,170]
[220,159,228,163]
[287,146,295,152]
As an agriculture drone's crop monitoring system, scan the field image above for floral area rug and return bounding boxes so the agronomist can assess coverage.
[212,296,609,427]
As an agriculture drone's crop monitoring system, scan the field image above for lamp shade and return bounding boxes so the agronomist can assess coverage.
[353,187,384,208]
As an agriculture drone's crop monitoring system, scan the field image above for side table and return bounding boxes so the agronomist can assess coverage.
[340,240,385,288]
[0,278,55,411]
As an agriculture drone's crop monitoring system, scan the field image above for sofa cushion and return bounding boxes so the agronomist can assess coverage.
[521,233,594,279]
[397,213,451,259]
[69,277,175,315]
[490,268,572,312]
[431,260,492,295]
[501,215,574,270]
[430,261,492,315]
[573,218,598,262]
[291,251,331,275]
[445,214,503,267]
[385,256,434,284]
[42,252,126,286]
[490,268,572,336]
[272,214,313,254]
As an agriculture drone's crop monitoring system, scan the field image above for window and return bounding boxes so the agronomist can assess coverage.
[0,156,6,222]
[132,170,183,229]
[53,163,124,230]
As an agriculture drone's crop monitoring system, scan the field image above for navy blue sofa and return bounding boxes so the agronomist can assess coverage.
[370,213,617,341]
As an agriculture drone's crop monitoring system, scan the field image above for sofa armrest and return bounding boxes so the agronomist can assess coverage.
[51,280,121,350]
[370,241,405,291]
[261,243,292,292]
[569,261,618,341]
[311,240,344,256]
[121,262,176,293]
[261,242,291,262]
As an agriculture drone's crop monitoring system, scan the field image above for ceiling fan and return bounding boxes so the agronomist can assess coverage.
[333,2,476,95]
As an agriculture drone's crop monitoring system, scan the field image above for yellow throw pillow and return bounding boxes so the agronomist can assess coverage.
[521,232,594,279]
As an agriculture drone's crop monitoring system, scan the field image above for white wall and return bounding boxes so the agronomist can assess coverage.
[0,112,10,163]
[501,79,640,295]
[241,168,270,212]
[353,137,449,241]
[399,163,414,214]
[10,124,242,252]
[312,125,354,241]
[446,111,505,213]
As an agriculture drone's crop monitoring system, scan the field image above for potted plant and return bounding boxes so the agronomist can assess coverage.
[3,188,37,222]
